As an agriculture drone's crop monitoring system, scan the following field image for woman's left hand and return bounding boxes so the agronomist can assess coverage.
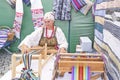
[59,48,67,53]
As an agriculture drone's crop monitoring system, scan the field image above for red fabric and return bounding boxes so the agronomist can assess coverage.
[79,66,83,80]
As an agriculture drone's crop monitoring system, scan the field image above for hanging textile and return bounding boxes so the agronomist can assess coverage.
[30,0,44,29]
[70,0,86,12]
[0,29,8,49]
[13,0,23,39]
[70,0,93,15]
[13,0,43,39]
[53,0,71,20]
[80,0,93,15]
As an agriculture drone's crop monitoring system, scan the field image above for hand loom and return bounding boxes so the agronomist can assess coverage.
[57,53,107,80]
[11,43,57,79]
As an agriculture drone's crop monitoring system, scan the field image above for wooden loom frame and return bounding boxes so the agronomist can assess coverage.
[57,53,107,80]
[11,43,57,79]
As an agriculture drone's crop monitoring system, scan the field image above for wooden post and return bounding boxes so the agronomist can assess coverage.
[11,54,42,79]
[11,54,16,78]
[38,54,42,78]
[43,43,47,59]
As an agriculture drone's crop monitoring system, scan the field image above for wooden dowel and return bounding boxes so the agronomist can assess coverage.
[59,53,102,57]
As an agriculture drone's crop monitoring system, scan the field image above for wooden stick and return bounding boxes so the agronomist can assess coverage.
[41,53,54,68]
[11,54,16,78]
[59,53,102,57]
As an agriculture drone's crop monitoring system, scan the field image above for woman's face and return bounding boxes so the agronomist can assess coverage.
[44,19,54,29]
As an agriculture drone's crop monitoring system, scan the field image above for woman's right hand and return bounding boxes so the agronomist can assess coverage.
[21,44,31,54]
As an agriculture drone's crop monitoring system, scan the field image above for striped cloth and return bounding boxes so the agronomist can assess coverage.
[70,0,86,11]
[94,9,106,17]
[93,0,120,80]
[13,0,43,38]
[80,0,93,15]
[94,22,103,41]
[53,0,71,20]
[95,0,106,4]
[0,29,9,49]
[96,0,120,10]
[94,42,120,80]
[104,20,120,40]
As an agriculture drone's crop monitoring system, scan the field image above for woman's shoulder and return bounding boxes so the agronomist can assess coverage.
[34,27,44,32]
[30,27,43,35]
[35,27,43,31]
[55,26,62,31]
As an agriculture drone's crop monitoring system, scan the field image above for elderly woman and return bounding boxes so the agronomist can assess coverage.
[18,12,68,53]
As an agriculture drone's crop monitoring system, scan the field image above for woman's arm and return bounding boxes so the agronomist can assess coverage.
[18,27,43,53]
[56,27,68,53]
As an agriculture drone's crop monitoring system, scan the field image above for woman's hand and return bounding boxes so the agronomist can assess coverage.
[21,44,31,54]
[59,48,67,53]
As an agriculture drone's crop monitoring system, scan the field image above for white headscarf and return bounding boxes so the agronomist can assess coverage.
[44,12,55,21]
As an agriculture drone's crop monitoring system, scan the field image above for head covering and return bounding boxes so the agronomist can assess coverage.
[44,12,55,21]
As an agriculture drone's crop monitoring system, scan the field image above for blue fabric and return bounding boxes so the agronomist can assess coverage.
[94,29,103,41]
[0,29,8,49]
[3,37,16,48]
[95,10,106,17]
[107,72,114,80]
[95,23,103,33]
[95,0,105,4]
[23,0,31,6]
